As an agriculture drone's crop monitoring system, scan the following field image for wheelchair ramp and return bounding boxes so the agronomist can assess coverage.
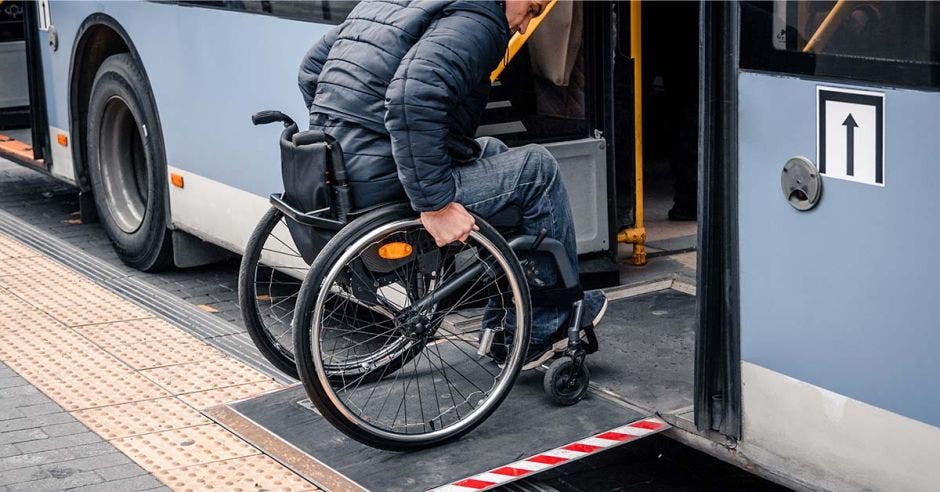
[206,372,665,492]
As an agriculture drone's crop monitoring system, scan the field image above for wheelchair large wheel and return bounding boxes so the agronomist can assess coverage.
[294,204,531,450]
[238,207,309,379]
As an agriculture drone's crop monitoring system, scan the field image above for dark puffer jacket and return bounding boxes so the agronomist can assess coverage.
[298,0,509,212]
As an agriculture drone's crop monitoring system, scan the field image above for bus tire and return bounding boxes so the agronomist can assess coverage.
[86,53,173,271]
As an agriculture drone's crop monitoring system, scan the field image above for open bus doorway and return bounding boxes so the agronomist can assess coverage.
[616,1,700,286]
[478,1,702,422]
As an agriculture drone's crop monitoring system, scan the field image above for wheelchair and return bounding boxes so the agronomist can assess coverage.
[238,110,598,450]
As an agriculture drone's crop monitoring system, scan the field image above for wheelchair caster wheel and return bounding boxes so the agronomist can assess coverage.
[544,357,590,406]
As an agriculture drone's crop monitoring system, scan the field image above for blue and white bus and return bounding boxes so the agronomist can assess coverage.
[1,1,938,490]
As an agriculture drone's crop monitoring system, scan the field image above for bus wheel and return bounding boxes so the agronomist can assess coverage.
[86,53,172,271]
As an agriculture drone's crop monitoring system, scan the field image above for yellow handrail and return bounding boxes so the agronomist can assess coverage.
[802,0,848,53]
[617,0,647,266]
[490,0,559,83]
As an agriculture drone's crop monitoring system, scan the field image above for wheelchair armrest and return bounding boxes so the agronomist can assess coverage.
[507,235,579,289]
[291,130,329,146]
[270,193,344,231]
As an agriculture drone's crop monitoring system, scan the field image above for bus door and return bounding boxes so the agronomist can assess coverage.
[0,0,49,171]
[733,2,940,486]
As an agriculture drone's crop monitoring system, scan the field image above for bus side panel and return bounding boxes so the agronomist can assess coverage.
[75,2,333,252]
[737,71,940,490]
[52,3,610,256]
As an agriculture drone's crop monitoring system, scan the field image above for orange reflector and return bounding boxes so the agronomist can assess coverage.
[378,242,413,260]
[56,133,68,147]
[170,173,184,188]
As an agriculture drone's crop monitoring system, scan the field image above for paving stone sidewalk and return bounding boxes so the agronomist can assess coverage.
[0,361,167,492]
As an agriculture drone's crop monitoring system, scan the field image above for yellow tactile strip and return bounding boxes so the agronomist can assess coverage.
[73,397,211,440]
[0,234,315,491]
[142,357,273,395]
[155,453,315,492]
[111,424,259,471]
[176,380,284,411]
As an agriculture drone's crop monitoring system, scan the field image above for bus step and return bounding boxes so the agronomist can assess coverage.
[0,133,45,170]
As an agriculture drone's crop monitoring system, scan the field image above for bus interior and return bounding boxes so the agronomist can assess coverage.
[475,1,702,420]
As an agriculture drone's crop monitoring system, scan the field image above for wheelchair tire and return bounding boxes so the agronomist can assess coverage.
[238,206,307,379]
[294,204,531,450]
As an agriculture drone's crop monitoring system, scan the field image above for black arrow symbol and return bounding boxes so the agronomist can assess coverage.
[842,113,858,176]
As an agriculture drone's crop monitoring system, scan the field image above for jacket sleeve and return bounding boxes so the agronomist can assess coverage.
[384,11,507,212]
[298,25,342,108]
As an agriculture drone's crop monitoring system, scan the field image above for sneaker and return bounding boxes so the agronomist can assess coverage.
[521,290,608,371]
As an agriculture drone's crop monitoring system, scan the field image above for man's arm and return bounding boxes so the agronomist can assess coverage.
[298,25,342,108]
[384,10,507,213]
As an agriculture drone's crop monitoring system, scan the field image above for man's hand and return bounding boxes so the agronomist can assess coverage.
[420,202,479,247]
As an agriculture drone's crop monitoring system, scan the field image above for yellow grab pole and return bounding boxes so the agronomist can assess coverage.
[802,0,847,53]
[617,0,647,266]
[490,0,558,83]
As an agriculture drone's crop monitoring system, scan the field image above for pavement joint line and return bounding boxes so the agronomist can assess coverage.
[0,208,292,385]
[0,232,316,490]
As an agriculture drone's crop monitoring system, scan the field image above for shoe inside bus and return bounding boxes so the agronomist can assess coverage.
[476,2,701,418]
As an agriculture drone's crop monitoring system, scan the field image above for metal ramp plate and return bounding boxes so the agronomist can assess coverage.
[206,286,690,491]
[208,373,664,492]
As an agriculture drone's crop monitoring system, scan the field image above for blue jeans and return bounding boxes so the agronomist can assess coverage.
[453,137,577,345]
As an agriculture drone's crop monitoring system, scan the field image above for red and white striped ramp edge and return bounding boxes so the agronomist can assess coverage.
[429,416,669,492]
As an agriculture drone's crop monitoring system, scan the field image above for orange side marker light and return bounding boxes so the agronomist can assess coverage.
[56,133,68,147]
[170,173,184,188]
[378,242,413,260]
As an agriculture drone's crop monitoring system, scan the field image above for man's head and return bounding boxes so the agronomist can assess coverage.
[503,0,550,35]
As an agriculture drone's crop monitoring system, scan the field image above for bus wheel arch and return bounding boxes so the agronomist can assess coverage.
[70,16,173,271]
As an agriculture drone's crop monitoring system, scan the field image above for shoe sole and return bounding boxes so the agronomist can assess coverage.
[521,295,609,371]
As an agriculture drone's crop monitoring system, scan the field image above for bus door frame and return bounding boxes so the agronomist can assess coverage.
[695,0,742,439]
[23,0,50,168]
[583,2,618,266]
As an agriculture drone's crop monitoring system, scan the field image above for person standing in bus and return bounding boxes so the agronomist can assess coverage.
[298,0,607,369]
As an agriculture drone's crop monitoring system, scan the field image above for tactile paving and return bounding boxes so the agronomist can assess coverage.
[178,380,284,410]
[0,288,32,313]
[0,316,94,361]
[6,338,170,410]
[74,397,211,440]
[142,357,273,395]
[0,256,73,277]
[0,272,151,326]
[41,298,152,327]
[103,336,222,370]
[0,236,39,260]
[74,318,191,348]
[0,270,98,297]
[153,453,315,492]
[111,424,259,472]
[0,303,63,331]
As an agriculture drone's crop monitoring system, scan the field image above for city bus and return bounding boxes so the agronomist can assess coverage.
[0,1,937,490]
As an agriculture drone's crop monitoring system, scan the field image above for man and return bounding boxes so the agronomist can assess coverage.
[298,0,606,369]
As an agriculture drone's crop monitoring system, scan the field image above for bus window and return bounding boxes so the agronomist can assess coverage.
[172,1,358,24]
[781,2,940,63]
[742,1,940,88]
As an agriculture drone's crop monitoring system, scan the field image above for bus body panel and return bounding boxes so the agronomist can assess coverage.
[42,1,609,256]
[737,70,940,489]
[739,362,940,491]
